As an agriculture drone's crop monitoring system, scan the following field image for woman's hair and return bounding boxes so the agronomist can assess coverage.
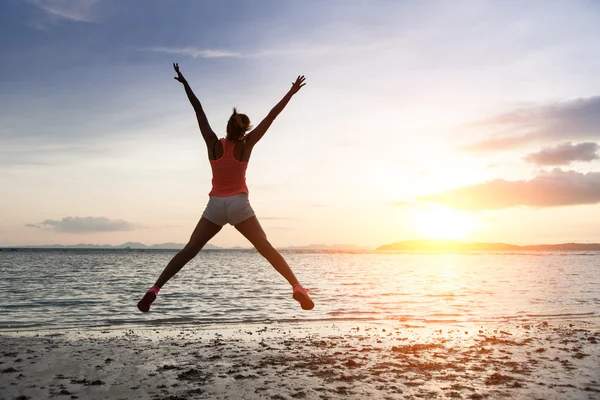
[226,108,252,141]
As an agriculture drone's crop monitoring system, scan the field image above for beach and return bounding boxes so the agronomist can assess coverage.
[1,320,598,400]
[4,1,600,399]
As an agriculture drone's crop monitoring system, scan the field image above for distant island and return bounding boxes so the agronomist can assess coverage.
[377,239,600,251]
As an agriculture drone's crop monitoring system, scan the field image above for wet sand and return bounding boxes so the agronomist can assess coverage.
[1,321,598,399]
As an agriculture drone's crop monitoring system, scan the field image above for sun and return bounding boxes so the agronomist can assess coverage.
[410,208,478,240]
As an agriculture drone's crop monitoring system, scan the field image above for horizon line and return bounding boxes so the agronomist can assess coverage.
[3,239,600,250]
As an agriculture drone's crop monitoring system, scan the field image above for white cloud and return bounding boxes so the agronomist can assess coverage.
[143,41,396,59]
[144,47,243,59]
[26,0,99,24]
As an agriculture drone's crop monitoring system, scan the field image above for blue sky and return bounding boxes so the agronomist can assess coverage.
[2,0,600,247]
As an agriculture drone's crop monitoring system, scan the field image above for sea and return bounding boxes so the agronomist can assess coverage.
[0,249,598,330]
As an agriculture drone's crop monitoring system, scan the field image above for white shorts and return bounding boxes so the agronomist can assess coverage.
[201,193,256,226]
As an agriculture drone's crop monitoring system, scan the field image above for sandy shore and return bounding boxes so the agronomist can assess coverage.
[1,320,598,400]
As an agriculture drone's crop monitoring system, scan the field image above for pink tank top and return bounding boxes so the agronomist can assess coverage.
[209,138,249,196]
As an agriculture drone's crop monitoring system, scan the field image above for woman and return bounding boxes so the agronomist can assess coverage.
[137,63,314,312]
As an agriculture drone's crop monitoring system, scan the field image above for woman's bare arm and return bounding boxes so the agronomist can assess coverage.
[245,75,306,147]
[173,63,218,148]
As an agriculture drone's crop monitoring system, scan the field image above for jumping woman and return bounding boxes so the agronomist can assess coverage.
[137,63,314,312]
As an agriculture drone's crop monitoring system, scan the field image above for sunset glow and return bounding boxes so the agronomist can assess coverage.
[410,208,478,240]
[1,1,600,248]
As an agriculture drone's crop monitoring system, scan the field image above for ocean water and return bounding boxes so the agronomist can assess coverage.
[0,249,598,330]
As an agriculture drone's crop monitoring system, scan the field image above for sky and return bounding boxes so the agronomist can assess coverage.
[2,0,600,248]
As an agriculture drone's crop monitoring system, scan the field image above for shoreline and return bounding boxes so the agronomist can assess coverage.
[2,313,598,334]
[1,320,599,399]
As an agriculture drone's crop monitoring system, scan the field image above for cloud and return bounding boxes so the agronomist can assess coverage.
[142,41,395,59]
[524,142,599,166]
[417,169,600,210]
[460,134,533,152]
[26,0,99,27]
[27,216,139,233]
[143,47,243,59]
[462,96,600,152]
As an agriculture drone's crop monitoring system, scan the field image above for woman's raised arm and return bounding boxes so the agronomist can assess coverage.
[245,75,306,146]
[173,63,218,148]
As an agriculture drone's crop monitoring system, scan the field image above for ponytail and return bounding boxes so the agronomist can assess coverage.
[226,108,252,141]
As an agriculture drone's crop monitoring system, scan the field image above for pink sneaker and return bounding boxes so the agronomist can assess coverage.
[137,286,159,312]
[292,284,314,310]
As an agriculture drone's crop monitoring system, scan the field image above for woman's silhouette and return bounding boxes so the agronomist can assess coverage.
[137,63,314,312]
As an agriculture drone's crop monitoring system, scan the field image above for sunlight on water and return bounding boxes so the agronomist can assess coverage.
[0,250,598,329]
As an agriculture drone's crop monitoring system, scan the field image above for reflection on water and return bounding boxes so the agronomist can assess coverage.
[0,250,598,329]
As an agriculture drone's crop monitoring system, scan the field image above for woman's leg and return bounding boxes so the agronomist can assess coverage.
[154,217,223,288]
[235,216,314,310]
[234,216,299,286]
[138,217,222,312]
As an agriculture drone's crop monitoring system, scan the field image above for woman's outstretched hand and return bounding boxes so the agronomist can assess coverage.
[290,75,306,94]
[173,63,186,83]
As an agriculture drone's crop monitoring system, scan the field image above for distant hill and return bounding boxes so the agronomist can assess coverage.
[3,242,222,250]
[1,242,371,251]
[5,240,599,252]
[377,239,600,252]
